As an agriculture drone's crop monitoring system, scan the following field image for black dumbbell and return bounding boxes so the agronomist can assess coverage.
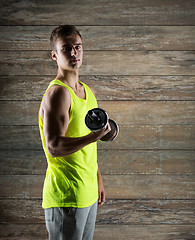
[85,108,119,142]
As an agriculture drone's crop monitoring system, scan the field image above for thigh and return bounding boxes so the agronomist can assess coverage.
[82,201,98,240]
[65,202,98,240]
[45,203,97,240]
[45,207,77,240]
[45,208,63,240]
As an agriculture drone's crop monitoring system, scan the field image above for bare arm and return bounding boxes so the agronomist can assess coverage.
[97,165,106,206]
[41,85,110,157]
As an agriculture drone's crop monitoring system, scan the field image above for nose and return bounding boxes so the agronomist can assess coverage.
[70,47,76,56]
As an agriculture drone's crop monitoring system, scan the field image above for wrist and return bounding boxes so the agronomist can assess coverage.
[88,131,99,142]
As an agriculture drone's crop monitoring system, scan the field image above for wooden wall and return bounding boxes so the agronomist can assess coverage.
[0,0,195,239]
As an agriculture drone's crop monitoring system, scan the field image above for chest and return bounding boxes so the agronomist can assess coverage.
[74,85,86,100]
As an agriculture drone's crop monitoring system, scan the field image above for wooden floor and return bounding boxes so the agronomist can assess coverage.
[0,0,195,239]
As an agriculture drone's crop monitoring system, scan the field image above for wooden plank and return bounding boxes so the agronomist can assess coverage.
[1,26,195,51]
[0,51,194,76]
[98,150,195,175]
[0,0,194,25]
[98,199,195,224]
[1,75,195,101]
[0,150,47,175]
[0,224,195,240]
[0,126,41,150]
[0,150,194,175]
[0,175,194,199]
[1,199,194,224]
[94,225,195,240]
[0,125,194,150]
[1,101,195,126]
[103,175,195,199]
[0,223,48,240]
[104,101,195,126]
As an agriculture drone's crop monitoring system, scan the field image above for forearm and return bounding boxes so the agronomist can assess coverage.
[97,165,102,183]
[97,165,105,206]
[45,117,111,158]
[47,132,97,157]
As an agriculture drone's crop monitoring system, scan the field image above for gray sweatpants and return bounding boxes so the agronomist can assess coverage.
[45,201,98,240]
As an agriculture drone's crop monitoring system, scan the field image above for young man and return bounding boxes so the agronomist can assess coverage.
[38,25,111,240]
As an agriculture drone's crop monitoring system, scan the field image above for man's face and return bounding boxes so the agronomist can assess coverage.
[52,34,83,71]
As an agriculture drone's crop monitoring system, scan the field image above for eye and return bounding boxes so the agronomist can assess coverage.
[62,46,71,51]
[75,45,81,50]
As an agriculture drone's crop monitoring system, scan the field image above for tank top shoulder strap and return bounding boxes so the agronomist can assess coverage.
[48,79,73,92]
[79,81,96,100]
[39,79,72,111]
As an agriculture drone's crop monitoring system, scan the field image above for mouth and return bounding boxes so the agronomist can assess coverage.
[71,58,80,63]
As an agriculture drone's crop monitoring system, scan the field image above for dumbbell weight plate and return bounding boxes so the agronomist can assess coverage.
[85,108,108,131]
[100,119,119,142]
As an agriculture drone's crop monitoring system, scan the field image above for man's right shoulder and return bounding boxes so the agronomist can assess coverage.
[42,84,71,110]
[46,84,70,98]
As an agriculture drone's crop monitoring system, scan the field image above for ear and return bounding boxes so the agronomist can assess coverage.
[51,50,57,61]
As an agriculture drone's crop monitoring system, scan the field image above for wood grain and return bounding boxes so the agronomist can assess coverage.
[0,175,194,199]
[0,224,194,240]
[0,150,194,175]
[0,26,194,51]
[1,75,194,101]
[1,101,194,126]
[94,225,195,240]
[0,0,194,25]
[1,1,194,239]
[0,125,194,150]
[0,223,47,240]
[98,150,195,175]
[1,199,194,224]
[0,51,194,76]
[103,175,195,199]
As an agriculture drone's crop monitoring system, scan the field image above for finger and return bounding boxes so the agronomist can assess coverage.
[107,123,111,132]
[98,192,105,207]
[98,200,104,207]
[102,191,106,203]
[98,192,101,205]
[98,196,102,207]
[104,122,111,133]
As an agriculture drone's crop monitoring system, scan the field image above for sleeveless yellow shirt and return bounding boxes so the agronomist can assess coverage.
[39,79,98,208]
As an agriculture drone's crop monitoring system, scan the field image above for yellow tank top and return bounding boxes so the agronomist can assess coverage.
[39,79,98,208]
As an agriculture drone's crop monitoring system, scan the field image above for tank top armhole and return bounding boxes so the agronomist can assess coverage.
[42,80,73,116]
[79,81,96,101]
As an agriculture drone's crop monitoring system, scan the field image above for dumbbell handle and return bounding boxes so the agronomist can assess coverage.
[88,111,101,124]
[85,108,108,131]
[85,108,119,141]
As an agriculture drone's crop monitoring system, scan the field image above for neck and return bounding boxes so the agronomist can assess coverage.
[56,69,79,89]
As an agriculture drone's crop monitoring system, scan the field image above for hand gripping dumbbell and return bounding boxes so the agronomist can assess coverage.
[85,108,119,142]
